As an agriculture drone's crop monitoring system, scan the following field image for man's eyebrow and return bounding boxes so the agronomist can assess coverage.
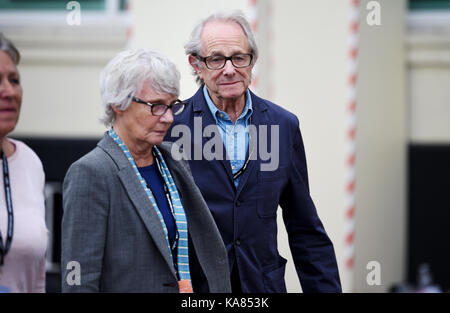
[208,49,247,56]
[207,51,224,56]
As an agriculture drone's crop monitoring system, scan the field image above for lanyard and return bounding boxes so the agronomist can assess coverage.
[108,129,191,283]
[150,146,191,283]
[152,149,179,256]
[232,117,254,181]
[0,151,14,266]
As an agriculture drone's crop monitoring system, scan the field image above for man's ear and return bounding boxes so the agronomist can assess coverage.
[188,54,203,78]
[252,54,258,65]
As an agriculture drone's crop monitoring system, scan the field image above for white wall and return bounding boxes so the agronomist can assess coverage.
[354,0,407,292]
[272,0,408,292]
[4,15,129,138]
[271,0,350,292]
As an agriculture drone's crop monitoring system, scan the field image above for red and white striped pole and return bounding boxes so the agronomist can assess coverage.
[345,0,360,274]
[248,0,259,90]
[125,0,134,45]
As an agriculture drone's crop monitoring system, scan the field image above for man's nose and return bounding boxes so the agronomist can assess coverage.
[222,59,236,75]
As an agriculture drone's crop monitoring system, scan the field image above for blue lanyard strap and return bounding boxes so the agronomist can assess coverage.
[152,149,179,251]
[0,150,14,266]
[108,129,191,281]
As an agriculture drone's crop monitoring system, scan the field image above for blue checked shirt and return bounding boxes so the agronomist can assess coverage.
[203,85,253,187]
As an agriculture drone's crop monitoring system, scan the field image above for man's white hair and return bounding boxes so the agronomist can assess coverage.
[184,10,259,86]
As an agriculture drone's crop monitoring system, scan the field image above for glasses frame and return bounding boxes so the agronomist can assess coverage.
[195,53,253,70]
[131,96,186,116]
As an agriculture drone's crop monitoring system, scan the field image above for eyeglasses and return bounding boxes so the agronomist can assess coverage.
[195,53,253,70]
[131,96,186,116]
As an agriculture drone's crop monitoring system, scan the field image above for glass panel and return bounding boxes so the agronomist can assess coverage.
[409,0,450,10]
[0,0,106,11]
[120,0,127,11]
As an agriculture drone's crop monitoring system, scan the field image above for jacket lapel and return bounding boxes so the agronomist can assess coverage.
[191,87,271,196]
[97,133,176,277]
[235,90,269,197]
[192,88,234,183]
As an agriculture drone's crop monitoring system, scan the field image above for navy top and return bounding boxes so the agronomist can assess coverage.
[138,163,176,247]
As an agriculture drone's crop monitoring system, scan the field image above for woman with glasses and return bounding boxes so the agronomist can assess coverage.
[61,48,231,293]
[0,34,48,293]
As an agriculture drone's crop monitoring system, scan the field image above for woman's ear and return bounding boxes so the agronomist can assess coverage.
[111,105,123,116]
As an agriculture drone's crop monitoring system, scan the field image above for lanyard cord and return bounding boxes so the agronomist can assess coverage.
[150,146,191,282]
[0,150,13,266]
[232,116,253,181]
[152,149,179,253]
[108,129,191,282]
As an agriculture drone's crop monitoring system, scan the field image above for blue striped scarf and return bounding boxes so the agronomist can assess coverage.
[108,128,191,283]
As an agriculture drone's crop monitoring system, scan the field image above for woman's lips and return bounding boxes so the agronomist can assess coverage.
[0,107,17,115]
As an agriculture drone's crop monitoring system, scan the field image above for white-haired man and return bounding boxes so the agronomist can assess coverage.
[166,11,341,293]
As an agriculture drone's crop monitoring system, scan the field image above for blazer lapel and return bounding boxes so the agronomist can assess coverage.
[192,87,272,195]
[98,133,176,277]
[192,88,234,183]
[235,90,269,197]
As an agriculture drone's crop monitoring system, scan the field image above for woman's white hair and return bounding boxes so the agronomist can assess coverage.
[99,48,180,127]
[0,33,20,65]
[184,10,259,86]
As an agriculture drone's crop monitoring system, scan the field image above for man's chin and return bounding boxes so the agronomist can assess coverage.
[218,87,246,100]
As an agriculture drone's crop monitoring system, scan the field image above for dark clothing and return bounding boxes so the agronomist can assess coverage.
[138,164,176,246]
[165,87,341,293]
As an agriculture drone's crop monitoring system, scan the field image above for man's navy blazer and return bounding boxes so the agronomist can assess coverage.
[165,86,341,293]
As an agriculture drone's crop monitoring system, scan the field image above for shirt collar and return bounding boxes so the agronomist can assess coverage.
[203,85,253,123]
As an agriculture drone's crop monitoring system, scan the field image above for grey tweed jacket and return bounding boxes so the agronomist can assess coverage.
[61,132,231,292]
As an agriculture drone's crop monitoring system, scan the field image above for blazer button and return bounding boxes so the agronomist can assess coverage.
[236,200,241,207]
[235,239,241,246]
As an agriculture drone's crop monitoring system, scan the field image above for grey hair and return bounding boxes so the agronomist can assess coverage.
[184,10,258,86]
[0,33,20,65]
[99,48,180,127]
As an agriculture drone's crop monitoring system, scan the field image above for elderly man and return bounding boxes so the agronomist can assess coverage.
[165,11,341,293]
